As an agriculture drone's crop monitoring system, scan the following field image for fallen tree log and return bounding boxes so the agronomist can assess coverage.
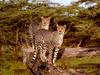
[25,48,100,75]
[26,52,70,75]
[27,61,70,75]
[27,59,89,75]
[60,48,100,58]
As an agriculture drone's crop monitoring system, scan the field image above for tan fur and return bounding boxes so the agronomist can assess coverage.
[52,25,66,64]
[22,16,51,64]
[33,25,66,64]
[40,16,51,30]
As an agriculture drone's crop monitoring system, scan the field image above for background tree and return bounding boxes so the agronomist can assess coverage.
[0,0,100,74]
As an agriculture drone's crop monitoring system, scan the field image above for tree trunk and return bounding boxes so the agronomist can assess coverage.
[27,61,69,75]
[26,52,69,75]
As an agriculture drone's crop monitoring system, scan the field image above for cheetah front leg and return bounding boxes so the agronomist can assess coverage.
[40,46,48,63]
[53,47,59,64]
[47,47,54,64]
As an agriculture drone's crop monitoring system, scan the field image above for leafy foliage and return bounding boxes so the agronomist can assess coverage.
[0,0,100,74]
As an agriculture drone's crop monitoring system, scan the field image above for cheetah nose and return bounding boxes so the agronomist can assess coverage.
[44,23,47,25]
[59,31,62,32]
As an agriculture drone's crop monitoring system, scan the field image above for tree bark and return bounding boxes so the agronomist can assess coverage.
[26,52,69,75]
[27,60,69,75]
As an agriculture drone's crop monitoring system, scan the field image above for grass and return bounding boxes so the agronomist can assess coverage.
[56,56,100,73]
[0,61,30,75]
[0,45,100,74]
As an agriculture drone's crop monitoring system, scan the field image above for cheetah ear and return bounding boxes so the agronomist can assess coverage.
[64,25,66,28]
[41,16,44,19]
[48,16,51,19]
[56,24,59,27]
